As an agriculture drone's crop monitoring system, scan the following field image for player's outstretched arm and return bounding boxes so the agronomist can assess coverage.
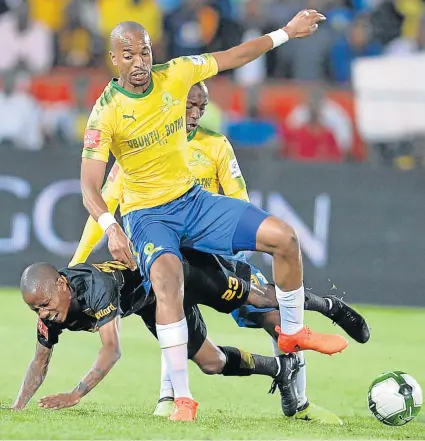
[11,343,53,410]
[81,158,136,269]
[38,317,121,410]
[70,163,124,266]
[212,9,326,72]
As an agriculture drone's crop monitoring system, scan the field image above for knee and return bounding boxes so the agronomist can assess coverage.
[273,221,300,256]
[196,350,226,375]
[198,359,224,375]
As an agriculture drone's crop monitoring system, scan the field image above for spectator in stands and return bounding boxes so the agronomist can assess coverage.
[204,1,242,57]
[330,13,382,84]
[386,12,425,54]
[0,0,54,73]
[228,104,278,149]
[55,76,91,146]
[370,0,403,46]
[29,0,70,32]
[55,1,98,67]
[98,0,164,61]
[272,0,335,81]
[281,89,343,162]
[234,0,266,87]
[164,0,220,59]
[0,69,44,150]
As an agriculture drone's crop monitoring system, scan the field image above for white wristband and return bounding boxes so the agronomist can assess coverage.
[266,29,289,49]
[98,212,117,232]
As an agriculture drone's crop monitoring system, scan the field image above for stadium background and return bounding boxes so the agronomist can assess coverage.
[1,0,424,305]
[0,1,425,439]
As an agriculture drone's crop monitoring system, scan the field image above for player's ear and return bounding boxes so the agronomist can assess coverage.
[109,51,118,66]
[57,275,68,292]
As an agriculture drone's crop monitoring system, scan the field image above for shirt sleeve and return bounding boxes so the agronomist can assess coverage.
[173,54,218,88]
[216,136,249,201]
[37,318,62,348]
[87,272,121,328]
[82,101,114,163]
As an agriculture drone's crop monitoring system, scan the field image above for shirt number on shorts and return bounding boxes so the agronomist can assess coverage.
[221,276,243,301]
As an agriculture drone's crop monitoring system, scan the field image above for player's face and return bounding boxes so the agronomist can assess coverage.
[186,86,209,133]
[28,276,72,323]
[110,30,153,90]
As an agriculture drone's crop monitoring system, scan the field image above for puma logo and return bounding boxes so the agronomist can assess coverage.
[288,368,296,380]
[123,111,136,122]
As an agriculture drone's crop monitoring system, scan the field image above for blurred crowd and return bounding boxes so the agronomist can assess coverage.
[1,0,425,167]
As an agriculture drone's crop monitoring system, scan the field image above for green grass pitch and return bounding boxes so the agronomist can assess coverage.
[0,289,424,440]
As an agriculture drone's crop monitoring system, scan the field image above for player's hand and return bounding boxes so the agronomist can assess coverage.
[283,9,326,39]
[106,224,137,270]
[38,392,81,410]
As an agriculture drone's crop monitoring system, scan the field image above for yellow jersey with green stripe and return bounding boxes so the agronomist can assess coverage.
[188,126,249,201]
[82,54,218,215]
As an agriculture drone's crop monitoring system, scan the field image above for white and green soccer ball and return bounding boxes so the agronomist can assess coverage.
[368,371,423,426]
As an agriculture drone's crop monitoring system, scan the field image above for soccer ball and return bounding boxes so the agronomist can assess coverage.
[368,371,423,426]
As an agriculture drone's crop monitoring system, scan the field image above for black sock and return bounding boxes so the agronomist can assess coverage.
[304,290,331,315]
[219,346,279,378]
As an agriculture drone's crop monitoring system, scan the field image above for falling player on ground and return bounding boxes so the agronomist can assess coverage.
[12,251,367,417]
[80,10,347,420]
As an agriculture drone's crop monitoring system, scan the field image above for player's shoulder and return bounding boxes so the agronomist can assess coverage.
[196,125,226,142]
[92,80,122,112]
[166,54,215,71]
[195,126,231,155]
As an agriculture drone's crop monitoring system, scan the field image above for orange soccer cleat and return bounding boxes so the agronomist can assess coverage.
[276,325,348,355]
[169,397,198,422]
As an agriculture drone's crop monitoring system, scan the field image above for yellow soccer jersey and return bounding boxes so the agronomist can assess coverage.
[82,54,218,215]
[188,126,249,201]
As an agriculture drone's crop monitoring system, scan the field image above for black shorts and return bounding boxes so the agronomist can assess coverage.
[131,249,251,359]
[135,303,206,360]
[181,248,251,313]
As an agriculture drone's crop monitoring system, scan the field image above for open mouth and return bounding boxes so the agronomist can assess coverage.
[51,312,58,322]
[187,122,198,131]
[131,72,148,81]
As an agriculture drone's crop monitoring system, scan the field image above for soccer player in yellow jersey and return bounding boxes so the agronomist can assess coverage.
[72,82,346,424]
[80,12,347,421]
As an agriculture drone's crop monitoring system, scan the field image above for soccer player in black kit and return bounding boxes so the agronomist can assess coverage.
[11,249,369,418]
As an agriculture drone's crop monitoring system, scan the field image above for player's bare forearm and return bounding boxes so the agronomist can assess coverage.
[73,345,121,399]
[212,35,273,72]
[81,158,109,220]
[12,343,52,410]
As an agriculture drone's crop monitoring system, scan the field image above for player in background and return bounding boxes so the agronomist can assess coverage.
[80,11,347,421]
[71,82,369,424]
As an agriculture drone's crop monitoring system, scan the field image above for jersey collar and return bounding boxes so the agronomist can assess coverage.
[111,78,154,98]
[187,127,198,142]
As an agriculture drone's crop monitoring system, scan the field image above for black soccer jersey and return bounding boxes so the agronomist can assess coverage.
[35,251,251,349]
[36,262,148,348]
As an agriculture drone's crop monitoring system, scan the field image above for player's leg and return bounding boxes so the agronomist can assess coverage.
[153,352,174,417]
[243,284,370,344]
[252,216,347,354]
[182,189,347,355]
[185,301,299,417]
[123,211,196,421]
[237,308,341,425]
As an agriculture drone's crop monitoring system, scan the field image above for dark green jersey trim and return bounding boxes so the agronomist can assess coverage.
[111,78,154,98]
[187,128,198,142]
[197,125,222,138]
